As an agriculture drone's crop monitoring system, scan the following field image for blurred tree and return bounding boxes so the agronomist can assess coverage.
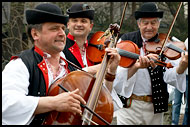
[2,2,188,70]
[165,2,188,41]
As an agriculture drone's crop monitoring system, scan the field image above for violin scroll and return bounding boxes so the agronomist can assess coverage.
[109,23,120,35]
[97,23,120,42]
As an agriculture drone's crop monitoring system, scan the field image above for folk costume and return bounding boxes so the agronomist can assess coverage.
[2,3,73,125]
[111,2,186,125]
[63,3,95,68]
[63,33,94,68]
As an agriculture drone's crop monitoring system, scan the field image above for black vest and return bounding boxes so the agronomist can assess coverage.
[121,31,169,113]
[15,47,76,125]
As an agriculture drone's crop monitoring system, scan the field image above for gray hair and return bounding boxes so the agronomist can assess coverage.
[137,18,162,23]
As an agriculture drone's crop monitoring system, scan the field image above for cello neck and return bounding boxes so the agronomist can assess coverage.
[82,39,114,125]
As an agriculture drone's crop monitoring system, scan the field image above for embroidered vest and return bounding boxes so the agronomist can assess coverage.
[14,47,76,125]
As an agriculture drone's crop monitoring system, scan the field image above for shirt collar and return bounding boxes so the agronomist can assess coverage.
[43,52,66,66]
[141,35,148,42]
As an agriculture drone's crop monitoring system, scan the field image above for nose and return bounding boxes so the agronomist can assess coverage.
[58,28,66,36]
[76,21,82,26]
[146,23,153,29]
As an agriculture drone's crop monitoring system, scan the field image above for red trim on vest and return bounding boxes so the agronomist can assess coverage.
[67,33,94,67]
[68,43,84,67]
[37,59,49,95]
[10,56,19,61]
[67,33,74,40]
[33,46,49,95]
[34,46,44,57]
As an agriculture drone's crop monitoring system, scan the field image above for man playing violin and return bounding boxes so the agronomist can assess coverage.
[111,2,188,125]
[64,3,119,94]
[63,3,95,68]
[2,3,120,125]
[63,3,109,77]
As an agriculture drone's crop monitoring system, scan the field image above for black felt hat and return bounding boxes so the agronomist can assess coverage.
[25,3,68,25]
[67,3,94,20]
[135,2,163,20]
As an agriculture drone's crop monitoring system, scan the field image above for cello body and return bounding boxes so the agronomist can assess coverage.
[42,71,113,125]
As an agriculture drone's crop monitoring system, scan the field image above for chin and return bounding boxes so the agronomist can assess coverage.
[145,35,154,40]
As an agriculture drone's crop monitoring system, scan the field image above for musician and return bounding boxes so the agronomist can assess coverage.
[111,2,188,125]
[63,3,120,91]
[63,3,95,68]
[2,3,120,125]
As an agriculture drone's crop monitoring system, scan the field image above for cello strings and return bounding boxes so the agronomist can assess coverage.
[57,84,99,125]
[79,113,99,125]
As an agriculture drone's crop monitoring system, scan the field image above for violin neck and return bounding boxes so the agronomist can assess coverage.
[117,48,139,59]
[166,43,185,53]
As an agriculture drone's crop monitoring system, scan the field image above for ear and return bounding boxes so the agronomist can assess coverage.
[67,20,70,29]
[137,21,141,29]
[89,23,94,31]
[31,28,40,41]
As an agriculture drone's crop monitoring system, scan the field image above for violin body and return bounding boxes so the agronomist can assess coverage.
[163,41,186,60]
[42,71,113,125]
[116,40,140,68]
[87,31,140,68]
[145,33,186,60]
[87,31,106,63]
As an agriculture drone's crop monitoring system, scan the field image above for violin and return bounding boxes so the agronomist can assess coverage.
[145,2,185,60]
[87,31,174,68]
[117,40,173,68]
[145,33,186,60]
[87,31,106,63]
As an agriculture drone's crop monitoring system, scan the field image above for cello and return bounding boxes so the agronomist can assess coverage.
[42,2,128,125]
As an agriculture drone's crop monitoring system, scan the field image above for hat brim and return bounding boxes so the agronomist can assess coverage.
[26,9,68,25]
[67,10,94,20]
[135,11,163,20]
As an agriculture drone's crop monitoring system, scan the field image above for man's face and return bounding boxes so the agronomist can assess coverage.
[67,18,93,38]
[137,18,160,40]
[32,22,66,54]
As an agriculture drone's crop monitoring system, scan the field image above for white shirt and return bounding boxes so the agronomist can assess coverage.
[184,38,188,75]
[2,52,67,125]
[112,45,186,111]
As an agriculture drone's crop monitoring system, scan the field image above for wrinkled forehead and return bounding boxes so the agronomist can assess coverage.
[140,17,159,22]
[42,22,66,27]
